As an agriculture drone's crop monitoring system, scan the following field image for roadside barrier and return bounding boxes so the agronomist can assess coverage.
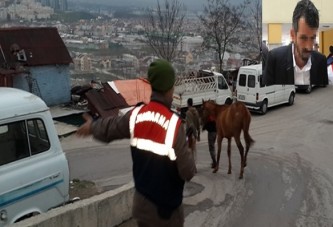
[9,182,134,227]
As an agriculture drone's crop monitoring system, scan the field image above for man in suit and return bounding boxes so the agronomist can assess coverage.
[263,0,328,92]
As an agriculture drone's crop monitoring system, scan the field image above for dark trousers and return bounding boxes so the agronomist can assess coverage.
[132,190,184,227]
[208,131,217,165]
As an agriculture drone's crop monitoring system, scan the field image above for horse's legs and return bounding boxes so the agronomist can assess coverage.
[227,138,232,174]
[244,139,249,167]
[243,130,254,167]
[213,135,222,173]
[243,118,254,167]
[234,136,245,179]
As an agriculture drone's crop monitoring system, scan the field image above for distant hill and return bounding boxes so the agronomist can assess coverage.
[53,11,96,22]
[70,0,246,11]
[70,0,207,11]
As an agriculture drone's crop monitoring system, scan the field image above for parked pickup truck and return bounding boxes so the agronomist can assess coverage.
[83,70,233,119]
[0,87,70,226]
[172,69,233,116]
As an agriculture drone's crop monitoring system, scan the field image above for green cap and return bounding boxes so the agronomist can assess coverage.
[148,59,175,92]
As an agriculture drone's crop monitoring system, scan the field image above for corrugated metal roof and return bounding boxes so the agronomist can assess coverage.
[108,78,151,106]
[0,27,72,67]
[85,83,129,118]
[85,78,152,118]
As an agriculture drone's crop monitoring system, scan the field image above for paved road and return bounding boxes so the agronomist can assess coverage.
[62,85,333,227]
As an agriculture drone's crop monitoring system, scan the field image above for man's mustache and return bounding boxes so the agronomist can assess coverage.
[302,49,313,54]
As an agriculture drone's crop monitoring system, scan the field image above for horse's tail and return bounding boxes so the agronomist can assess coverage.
[242,107,255,147]
[244,130,255,147]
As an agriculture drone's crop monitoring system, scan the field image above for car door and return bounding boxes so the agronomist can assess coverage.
[0,117,69,225]
[273,84,285,104]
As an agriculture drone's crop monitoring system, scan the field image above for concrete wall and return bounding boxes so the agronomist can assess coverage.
[9,182,134,227]
[13,65,71,106]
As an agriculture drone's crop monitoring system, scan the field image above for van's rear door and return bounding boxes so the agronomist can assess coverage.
[237,68,257,105]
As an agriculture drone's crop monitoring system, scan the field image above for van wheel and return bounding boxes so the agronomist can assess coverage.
[260,100,268,115]
[305,85,312,93]
[225,98,232,105]
[288,93,295,106]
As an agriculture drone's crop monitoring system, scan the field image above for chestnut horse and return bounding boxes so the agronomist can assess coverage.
[201,100,254,179]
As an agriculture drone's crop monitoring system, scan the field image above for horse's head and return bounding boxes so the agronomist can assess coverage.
[200,99,216,127]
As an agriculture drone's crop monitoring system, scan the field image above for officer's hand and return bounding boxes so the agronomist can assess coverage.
[76,113,93,137]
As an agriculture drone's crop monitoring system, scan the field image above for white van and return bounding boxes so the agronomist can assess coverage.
[0,88,69,226]
[236,64,296,114]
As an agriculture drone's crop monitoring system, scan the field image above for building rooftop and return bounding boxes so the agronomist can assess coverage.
[0,27,72,67]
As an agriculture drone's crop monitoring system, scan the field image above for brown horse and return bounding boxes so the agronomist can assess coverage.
[201,100,254,179]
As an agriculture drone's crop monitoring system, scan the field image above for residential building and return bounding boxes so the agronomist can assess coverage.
[179,36,203,52]
[1,0,53,21]
[0,27,73,106]
[80,54,92,72]
[37,0,68,11]
[72,53,93,72]
[100,58,112,69]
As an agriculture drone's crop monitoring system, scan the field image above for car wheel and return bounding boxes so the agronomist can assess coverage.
[260,100,268,115]
[305,85,312,93]
[288,93,295,106]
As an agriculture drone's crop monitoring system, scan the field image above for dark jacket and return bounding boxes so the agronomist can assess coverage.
[263,44,328,86]
[203,115,216,133]
[185,106,200,139]
[130,100,185,217]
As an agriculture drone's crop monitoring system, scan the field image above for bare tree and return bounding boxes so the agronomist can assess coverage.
[245,0,262,60]
[199,0,249,73]
[142,0,185,62]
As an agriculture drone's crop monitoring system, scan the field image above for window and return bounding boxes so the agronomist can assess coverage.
[238,74,246,87]
[27,119,50,155]
[248,75,256,88]
[259,74,265,88]
[0,119,50,166]
[218,76,228,89]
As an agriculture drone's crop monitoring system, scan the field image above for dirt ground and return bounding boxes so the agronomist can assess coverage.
[69,179,103,200]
